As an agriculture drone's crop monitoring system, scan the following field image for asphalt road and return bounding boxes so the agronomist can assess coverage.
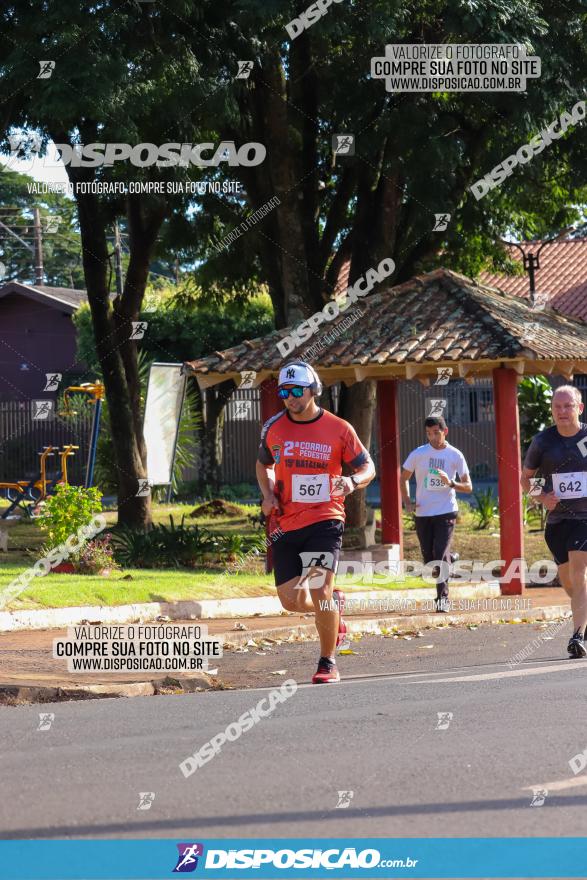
[1,621,587,840]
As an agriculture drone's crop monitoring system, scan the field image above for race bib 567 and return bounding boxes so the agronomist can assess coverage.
[291,473,330,503]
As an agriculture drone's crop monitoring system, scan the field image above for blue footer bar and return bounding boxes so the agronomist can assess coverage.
[0,838,586,879]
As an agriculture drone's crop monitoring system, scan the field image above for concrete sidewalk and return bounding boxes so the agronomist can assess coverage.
[0,587,570,700]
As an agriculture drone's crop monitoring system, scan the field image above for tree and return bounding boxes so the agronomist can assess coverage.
[518,376,553,454]
[0,168,85,287]
[3,0,586,531]
[73,288,274,489]
[186,0,587,525]
[0,0,231,527]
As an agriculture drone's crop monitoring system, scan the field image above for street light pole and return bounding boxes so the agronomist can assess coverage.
[501,227,574,306]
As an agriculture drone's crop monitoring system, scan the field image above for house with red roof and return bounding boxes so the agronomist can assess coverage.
[480,239,587,321]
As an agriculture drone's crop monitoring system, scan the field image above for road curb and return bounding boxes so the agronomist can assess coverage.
[0,607,570,701]
[0,584,501,632]
[0,672,216,705]
[221,604,572,647]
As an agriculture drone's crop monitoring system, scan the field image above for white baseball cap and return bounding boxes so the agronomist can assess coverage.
[278,363,315,387]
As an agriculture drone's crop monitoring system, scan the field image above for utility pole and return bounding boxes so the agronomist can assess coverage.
[114,220,123,295]
[33,207,44,285]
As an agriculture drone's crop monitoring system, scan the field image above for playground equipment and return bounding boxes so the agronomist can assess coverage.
[0,382,104,519]
[0,445,78,519]
[59,382,104,488]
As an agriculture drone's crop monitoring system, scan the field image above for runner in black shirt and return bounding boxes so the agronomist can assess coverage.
[522,385,587,658]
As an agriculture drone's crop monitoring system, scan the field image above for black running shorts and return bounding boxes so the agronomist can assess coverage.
[545,518,587,565]
[272,518,344,586]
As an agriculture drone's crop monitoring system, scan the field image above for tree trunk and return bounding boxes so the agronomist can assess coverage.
[65,149,166,529]
[199,381,235,492]
[339,380,377,528]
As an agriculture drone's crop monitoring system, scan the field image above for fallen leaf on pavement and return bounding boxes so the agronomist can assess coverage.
[402,636,412,640]
[255,651,267,655]
[338,649,358,655]
[422,645,434,649]
[271,669,287,675]
[208,668,218,675]
[468,625,478,630]
[234,647,249,653]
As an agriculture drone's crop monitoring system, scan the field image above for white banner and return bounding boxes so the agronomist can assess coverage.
[143,363,186,486]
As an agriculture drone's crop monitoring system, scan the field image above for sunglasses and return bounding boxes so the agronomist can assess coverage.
[278,385,306,399]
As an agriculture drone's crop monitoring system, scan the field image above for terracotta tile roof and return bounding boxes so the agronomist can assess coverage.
[184,268,587,380]
[479,240,587,321]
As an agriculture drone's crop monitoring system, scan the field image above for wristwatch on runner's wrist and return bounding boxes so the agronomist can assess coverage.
[449,479,456,488]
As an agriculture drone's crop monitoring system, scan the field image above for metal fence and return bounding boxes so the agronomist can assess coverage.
[0,401,93,485]
[5,374,579,490]
[183,378,500,485]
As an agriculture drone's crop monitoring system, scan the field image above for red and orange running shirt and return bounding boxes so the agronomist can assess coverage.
[258,408,370,532]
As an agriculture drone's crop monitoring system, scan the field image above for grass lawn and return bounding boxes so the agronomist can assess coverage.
[0,498,550,611]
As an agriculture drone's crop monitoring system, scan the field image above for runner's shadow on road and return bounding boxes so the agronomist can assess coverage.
[3,795,587,838]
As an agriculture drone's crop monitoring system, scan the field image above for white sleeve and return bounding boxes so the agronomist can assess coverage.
[457,451,469,478]
[403,450,416,472]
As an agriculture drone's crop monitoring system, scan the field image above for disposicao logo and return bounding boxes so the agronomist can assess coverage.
[173,843,204,872]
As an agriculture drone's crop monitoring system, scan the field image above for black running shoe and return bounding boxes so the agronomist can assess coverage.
[567,630,587,659]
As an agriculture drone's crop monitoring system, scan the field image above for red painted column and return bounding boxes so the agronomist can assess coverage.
[260,376,281,424]
[376,379,403,557]
[259,377,283,574]
[492,367,524,595]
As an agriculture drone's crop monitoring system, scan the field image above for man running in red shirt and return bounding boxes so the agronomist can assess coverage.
[256,362,376,683]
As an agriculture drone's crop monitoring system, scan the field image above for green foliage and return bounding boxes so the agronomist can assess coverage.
[38,484,103,554]
[112,516,218,568]
[76,535,119,575]
[111,515,267,568]
[197,482,258,502]
[73,295,274,371]
[518,376,553,452]
[76,350,200,497]
[170,383,201,496]
[218,532,266,564]
[0,169,86,287]
[473,488,498,530]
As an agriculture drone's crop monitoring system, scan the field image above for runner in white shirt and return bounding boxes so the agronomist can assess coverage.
[401,416,473,610]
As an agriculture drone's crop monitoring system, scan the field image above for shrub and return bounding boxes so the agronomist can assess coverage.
[112,516,219,568]
[76,535,119,574]
[37,484,103,560]
[217,532,266,564]
[473,488,497,530]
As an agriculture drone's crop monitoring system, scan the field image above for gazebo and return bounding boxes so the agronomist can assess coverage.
[183,268,587,595]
